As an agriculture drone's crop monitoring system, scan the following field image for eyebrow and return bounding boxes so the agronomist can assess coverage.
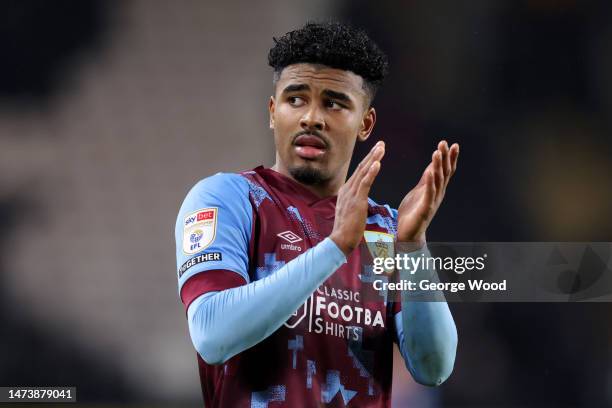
[322,89,351,103]
[282,84,310,94]
[281,84,353,104]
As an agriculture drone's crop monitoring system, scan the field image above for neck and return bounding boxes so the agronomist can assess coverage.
[271,160,347,199]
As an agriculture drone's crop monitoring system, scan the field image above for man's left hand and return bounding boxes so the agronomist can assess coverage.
[396,140,460,245]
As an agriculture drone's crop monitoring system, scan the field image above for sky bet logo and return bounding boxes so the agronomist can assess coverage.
[183,208,218,255]
[185,209,215,226]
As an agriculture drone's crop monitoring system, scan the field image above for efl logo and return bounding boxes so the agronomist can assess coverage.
[277,230,302,244]
[183,207,218,255]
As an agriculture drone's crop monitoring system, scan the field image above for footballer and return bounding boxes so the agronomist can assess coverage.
[175,22,459,407]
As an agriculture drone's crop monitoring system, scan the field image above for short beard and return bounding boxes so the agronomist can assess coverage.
[289,165,330,186]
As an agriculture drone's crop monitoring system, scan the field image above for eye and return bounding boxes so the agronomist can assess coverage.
[325,100,344,110]
[288,96,305,107]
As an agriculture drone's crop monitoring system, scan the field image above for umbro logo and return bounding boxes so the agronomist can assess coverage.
[277,230,302,244]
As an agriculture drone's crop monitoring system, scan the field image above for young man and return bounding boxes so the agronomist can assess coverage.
[175,22,459,407]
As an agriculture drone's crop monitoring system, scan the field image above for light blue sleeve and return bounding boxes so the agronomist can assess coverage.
[187,238,347,365]
[175,173,252,294]
[385,204,458,386]
[394,244,458,386]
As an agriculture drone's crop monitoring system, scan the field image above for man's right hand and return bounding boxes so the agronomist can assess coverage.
[329,141,385,256]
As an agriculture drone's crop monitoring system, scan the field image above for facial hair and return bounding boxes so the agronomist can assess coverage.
[289,165,331,186]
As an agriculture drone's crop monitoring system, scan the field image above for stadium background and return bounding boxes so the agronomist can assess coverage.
[1,0,611,406]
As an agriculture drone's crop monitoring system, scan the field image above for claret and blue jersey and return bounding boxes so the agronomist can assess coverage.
[175,166,405,407]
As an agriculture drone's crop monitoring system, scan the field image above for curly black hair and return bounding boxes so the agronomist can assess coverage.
[268,21,389,103]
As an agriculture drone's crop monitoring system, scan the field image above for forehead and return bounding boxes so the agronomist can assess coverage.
[276,63,366,98]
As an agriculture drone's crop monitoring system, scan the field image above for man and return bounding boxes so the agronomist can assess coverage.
[175,22,459,407]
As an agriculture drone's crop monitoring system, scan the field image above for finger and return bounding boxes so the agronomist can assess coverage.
[423,169,436,210]
[437,140,449,176]
[449,143,459,175]
[417,160,434,186]
[439,140,451,179]
[359,141,382,169]
[432,150,444,197]
[372,142,385,162]
[357,160,381,197]
[351,145,376,181]
[354,143,385,189]
[434,150,447,203]
[350,141,384,185]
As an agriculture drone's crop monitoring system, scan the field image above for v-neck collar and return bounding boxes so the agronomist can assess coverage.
[253,166,337,211]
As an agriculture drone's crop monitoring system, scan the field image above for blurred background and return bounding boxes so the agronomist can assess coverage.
[1,0,611,406]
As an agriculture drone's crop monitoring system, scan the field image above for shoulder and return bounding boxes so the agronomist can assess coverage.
[176,172,253,231]
[188,172,250,200]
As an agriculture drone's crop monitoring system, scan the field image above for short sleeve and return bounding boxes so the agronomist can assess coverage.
[175,173,252,295]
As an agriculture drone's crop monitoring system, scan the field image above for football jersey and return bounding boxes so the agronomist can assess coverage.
[175,166,401,408]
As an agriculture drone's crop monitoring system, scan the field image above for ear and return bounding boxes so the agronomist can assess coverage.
[357,107,376,142]
[269,96,276,129]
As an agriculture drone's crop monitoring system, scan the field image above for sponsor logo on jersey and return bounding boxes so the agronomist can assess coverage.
[190,229,204,243]
[280,243,302,252]
[178,252,222,277]
[277,230,302,244]
[285,285,385,340]
[183,208,218,254]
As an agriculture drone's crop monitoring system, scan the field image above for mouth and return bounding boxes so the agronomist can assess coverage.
[293,134,328,160]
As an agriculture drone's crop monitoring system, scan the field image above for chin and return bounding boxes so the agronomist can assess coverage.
[288,164,330,186]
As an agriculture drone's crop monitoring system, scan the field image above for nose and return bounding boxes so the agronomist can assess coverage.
[300,104,325,131]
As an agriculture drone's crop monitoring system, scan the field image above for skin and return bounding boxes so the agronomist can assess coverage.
[269,63,459,256]
[270,63,376,197]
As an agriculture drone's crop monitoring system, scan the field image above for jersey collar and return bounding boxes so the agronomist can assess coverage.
[253,166,337,212]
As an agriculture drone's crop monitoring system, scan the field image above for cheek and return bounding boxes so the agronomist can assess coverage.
[275,105,300,127]
[332,115,362,141]
[329,120,361,160]
[273,110,298,149]
[332,110,361,129]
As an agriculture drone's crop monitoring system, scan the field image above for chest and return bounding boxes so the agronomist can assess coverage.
[250,196,395,328]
